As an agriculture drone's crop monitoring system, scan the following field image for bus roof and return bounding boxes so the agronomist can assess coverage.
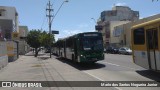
[131,18,160,30]
[57,32,100,40]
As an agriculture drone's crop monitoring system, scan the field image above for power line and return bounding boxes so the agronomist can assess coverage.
[40,16,48,31]
[50,0,69,24]
[40,1,49,31]
[44,18,49,31]
[46,0,53,58]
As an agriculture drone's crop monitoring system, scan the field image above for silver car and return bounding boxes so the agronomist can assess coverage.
[119,47,132,55]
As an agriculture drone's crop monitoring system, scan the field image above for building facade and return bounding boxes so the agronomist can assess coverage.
[97,6,139,48]
[18,26,30,55]
[113,14,160,48]
[100,6,139,22]
[0,6,19,40]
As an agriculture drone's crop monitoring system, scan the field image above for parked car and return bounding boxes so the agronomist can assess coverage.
[113,47,119,54]
[106,46,119,54]
[45,49,51,53]
[119,47,132,55]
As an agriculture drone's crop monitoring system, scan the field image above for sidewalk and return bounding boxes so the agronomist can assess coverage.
[0,52,47,81]
[0,52,113,90]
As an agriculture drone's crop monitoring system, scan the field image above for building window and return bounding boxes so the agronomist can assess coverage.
[0,9,5,16]
[133,28,145,45]
[146,28,158,49]
[113,28,123,37]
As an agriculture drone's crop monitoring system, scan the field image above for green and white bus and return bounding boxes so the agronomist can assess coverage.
[53,32,104,63]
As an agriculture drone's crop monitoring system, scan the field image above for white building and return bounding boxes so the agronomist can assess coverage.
[0,6,19,40]
[97,6,139,47]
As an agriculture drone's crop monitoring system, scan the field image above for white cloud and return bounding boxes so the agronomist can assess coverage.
[56,29,82,41]
[55,23,95,41]
[55,29,96,41]
[149,13,157,17]
[139,17,144,19]
[114,2,127,6]
[63,29,82,36]
[139,13,157,19]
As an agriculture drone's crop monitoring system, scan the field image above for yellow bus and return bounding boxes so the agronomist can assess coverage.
[131,18,160,71]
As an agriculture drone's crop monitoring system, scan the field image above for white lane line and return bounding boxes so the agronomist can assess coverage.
[103,62,120,67]
[84,71,104,81]
[84,71,122,90]
[99,61,136,70]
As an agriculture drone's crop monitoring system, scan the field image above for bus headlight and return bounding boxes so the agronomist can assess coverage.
[80,54,85,59]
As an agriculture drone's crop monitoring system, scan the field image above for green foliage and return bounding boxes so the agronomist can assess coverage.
[26,30,55,48]
[26,29,55,57]
[26,29,41,49]
[39,31,55,48]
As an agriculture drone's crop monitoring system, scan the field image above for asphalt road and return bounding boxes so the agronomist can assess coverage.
[0,52,160,90]
[50,53,160,90]
[80,53,160,90]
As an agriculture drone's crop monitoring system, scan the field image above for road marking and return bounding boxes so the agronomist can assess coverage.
[103,62,120,66]
[84,71,104,81]
[99,61,136,70]
[84,71,122,90]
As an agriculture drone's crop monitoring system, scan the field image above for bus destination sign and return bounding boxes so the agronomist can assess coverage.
[84,34,98,37]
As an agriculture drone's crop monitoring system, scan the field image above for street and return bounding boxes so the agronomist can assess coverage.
[0,52,160,90]
[0,1,160,90]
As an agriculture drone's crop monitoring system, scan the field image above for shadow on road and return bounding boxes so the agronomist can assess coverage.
[136,70,160,82]
[38,57,50,60]
[56,57,105,70]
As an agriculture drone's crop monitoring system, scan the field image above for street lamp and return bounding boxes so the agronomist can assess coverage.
[51,0,69,23]
[65,0,69,3]
[91,18,97,24]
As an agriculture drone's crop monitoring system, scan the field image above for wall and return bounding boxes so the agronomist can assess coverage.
[0,6,19,40]
[6,41,18,62]
[109,21,130,47]
[0,41,8,69]
[18,40,30,55]
[18,26,29,55]
[0,6,17,21]
[18,26,28,37]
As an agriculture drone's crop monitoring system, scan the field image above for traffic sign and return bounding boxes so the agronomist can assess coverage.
[52,30,59,34]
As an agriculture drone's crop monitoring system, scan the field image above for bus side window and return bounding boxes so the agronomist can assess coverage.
[133,28,145,45]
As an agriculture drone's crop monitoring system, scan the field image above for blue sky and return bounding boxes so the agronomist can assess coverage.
[0,0,160,40]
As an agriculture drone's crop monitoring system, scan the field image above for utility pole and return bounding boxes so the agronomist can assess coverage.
[46,0,53,58]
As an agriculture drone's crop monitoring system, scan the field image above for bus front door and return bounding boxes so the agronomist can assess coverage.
[146,29,158,70]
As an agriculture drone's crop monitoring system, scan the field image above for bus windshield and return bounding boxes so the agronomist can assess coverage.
[82,38,103,51]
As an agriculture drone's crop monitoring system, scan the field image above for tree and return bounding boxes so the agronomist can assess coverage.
[26,30,55,57]
[26,29,41,57]
[39,31,55,49]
